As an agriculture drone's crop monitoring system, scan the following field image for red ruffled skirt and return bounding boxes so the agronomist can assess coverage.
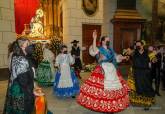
[77,65,130,113]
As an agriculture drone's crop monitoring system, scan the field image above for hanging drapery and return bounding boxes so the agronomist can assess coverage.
[14,0,40,34]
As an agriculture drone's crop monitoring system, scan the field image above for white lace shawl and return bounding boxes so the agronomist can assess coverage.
[11,56,29,84]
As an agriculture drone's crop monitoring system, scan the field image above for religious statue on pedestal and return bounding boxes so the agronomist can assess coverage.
[29,8,45,38]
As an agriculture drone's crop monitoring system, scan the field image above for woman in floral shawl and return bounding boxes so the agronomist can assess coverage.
[3,37,35,114]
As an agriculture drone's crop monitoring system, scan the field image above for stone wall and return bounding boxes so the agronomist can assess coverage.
[62,0,104,49]
[61,0,118,49]
[102,0,117,47]
[0,0,16,68]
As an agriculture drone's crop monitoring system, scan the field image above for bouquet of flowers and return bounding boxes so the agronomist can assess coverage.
[84,63,96,72]
[121,48,133,62]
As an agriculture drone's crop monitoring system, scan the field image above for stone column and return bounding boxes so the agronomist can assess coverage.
[0,0,16,68]
[152,0,158,44]
[102,0,117,47]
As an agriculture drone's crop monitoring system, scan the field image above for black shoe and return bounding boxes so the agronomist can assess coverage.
[72,96,76,98]
[144,107,149,111]
[162,88,165,91]
[155,91,161,96]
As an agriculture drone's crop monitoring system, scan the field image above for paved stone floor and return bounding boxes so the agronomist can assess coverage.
[0,72,165,114]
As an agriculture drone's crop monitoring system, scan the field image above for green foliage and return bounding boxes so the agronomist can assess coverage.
[33,42,43,64]
[49,38,62,56]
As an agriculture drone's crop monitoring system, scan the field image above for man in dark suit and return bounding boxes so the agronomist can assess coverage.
[71,40,82,79]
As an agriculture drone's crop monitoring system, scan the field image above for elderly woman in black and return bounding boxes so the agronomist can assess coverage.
[3,37,35,114]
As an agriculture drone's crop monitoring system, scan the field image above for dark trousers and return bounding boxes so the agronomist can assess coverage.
[161,69,165,89]
[151,64,161,92]
[134,69,155,97]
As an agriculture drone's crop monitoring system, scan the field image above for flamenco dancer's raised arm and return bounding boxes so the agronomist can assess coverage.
[89,30,99,57]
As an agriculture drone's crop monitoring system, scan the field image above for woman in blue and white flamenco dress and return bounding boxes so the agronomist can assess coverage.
[53,45,79,97]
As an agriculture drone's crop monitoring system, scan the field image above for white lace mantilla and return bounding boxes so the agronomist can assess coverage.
[11,56,29,83]
[101,63,122,90]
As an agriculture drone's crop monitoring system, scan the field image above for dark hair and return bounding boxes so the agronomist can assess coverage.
[157,45,162,49]
[100,36,107,46]
[44,43,50,49]
[129,45,134,50]
[60,45,67,51]
[8,41,16,57]
[136,40,144,45]
[12,37,29,56]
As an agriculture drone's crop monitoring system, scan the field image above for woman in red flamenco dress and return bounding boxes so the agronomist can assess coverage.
[77,30,130,114]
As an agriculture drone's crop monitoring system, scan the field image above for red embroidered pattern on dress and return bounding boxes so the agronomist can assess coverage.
[77,65,130,113]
